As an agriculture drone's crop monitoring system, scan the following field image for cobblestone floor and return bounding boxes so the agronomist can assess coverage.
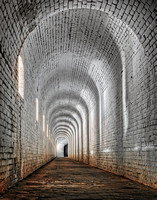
[0,158,157,200]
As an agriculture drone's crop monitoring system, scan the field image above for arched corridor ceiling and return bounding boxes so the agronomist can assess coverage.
[1,0,156,68]
[1,0,156,153]
[20,7,146,141]
[23,9,122,98]
[1,0,157,189]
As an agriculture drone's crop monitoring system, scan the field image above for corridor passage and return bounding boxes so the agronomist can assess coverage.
[0,158,157,200]
[1,0,157,192]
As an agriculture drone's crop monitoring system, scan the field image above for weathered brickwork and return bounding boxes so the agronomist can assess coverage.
[0,0,156,192]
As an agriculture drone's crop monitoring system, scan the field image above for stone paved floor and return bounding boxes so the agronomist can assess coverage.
[0,158,157,200]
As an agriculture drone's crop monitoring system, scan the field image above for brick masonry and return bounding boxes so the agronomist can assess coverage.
[0,0,157,192]
[1,158,157,200]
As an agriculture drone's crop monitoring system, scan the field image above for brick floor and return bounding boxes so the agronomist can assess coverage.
[0,158,157,200]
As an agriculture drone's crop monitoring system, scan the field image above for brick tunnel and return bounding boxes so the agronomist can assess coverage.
[0,0,157,199]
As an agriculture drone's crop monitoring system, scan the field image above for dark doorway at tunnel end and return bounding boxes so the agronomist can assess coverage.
[64,144,68,157]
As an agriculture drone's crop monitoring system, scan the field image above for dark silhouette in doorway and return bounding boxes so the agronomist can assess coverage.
[64,144,68,157]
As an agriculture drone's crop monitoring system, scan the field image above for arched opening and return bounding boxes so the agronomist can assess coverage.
[56,137,68,158]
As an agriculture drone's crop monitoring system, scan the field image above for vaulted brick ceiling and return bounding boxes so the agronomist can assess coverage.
[1,0,156,152]
[21,9,117,139]
[1,0,155,65]
[1,0,156,189]
[20,8,139,140]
